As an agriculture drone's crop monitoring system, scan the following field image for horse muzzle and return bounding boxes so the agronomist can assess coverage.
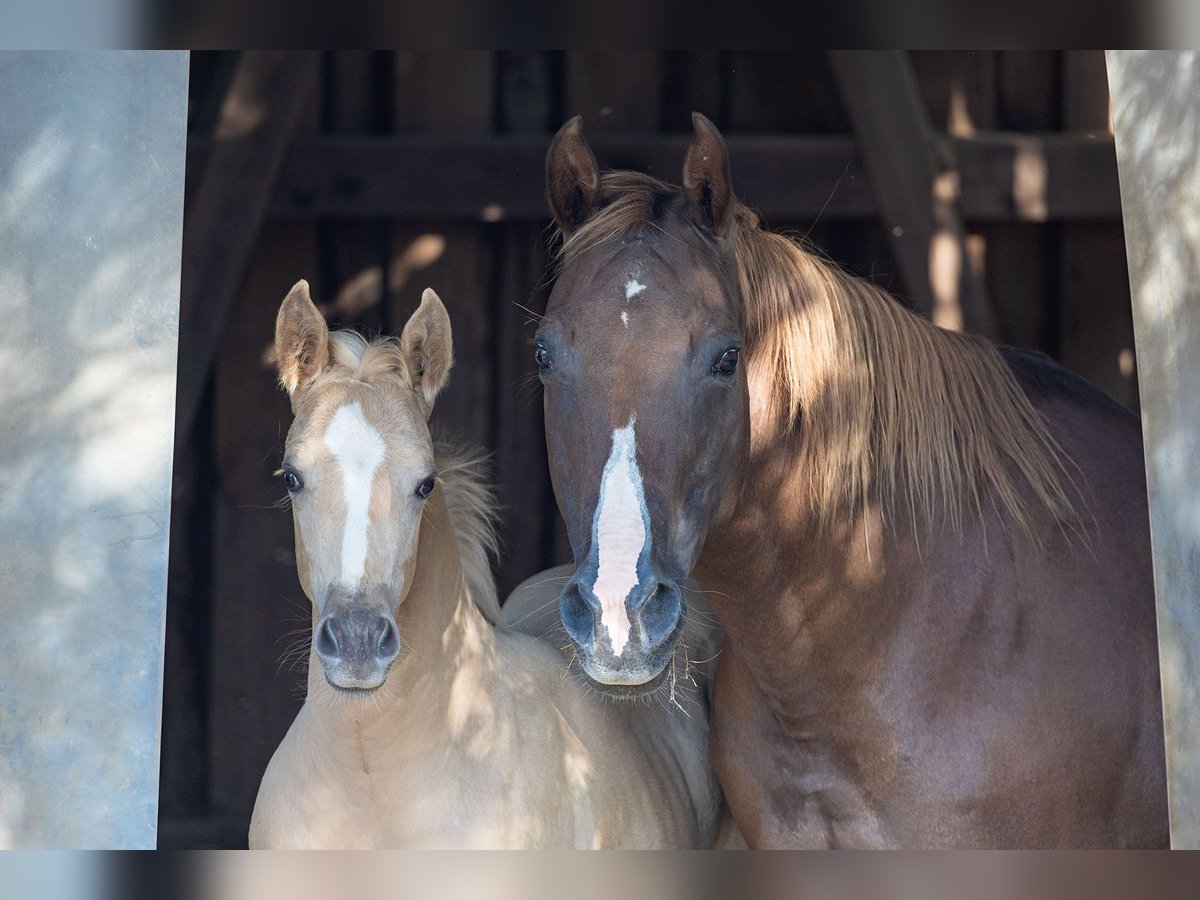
[314,608,400,691]
[559,575,684,695]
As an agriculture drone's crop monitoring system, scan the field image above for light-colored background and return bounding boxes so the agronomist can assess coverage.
[1110,49,1200,850]
[0,50,187,848]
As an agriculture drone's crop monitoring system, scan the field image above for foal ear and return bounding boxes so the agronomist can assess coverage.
[682,112,735,236]
[545,116,600,235]
[400,288,453,415]
[275,279,329,396]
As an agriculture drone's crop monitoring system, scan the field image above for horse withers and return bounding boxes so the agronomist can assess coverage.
[537,114,1167,847]
[249,282,726,848]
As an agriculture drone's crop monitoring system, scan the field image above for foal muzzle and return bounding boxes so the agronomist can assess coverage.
[315,608,400,690]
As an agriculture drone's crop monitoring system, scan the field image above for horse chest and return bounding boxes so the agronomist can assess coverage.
[712,643,900,849]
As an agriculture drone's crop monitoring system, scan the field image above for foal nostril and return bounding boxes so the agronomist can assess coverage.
[636,581,683,647]
[316,617,340,659]
[376,617,400,661]
[559,581,597,647]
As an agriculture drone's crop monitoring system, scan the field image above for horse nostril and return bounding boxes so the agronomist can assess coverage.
[560,581,597,646]
[377,618,399,660]
[316,618,339,659]
[638,581,683,646]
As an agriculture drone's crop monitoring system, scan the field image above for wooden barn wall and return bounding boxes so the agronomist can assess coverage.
[159,51,1134,847]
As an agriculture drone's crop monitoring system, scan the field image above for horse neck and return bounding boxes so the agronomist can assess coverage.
[303,486,500,730]
[696,370,911,711]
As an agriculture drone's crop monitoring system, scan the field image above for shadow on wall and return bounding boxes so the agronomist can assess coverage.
[0,51,187,848]
[1110,49,1200,848]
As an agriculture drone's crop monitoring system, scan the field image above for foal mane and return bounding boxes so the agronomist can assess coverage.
[327,331,503,624]
[555,172,1077,541]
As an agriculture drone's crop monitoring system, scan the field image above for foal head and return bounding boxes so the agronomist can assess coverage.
[539,115,749,691]
[274,282,452,693]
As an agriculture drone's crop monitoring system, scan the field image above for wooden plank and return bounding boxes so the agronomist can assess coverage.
[185,132,1122,222]
[730,51,847,133]
[495,56,563,595]
[496,52,556,133]
[976,223,1057,352]
[1060,52,1137,409]
[204,58,323,840]
[974,51,1054,352]
[160,388,214,825]
[175,51,321,447]
[829,50,998,337]
[996,51,1061,130]
[661,51,726,130]
[911,51,996,136]
[1059,223,1138,409]
[207,225,318,833]
[394,50,494,132]
[565,51,663,130]
[494,223,560,597]
[322,51,390,337]
[390,53,496,452]
[1062,50,1111,132]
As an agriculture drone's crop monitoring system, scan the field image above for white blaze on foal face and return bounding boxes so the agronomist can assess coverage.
[590,420,649,656]
[323,400,387,587]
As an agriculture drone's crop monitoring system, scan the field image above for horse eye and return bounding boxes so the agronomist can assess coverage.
[416,473,437,499]
[534,341,552,373]
[280,468,303,493]
[712,347,740,377]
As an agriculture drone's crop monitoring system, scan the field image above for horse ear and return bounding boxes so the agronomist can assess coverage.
[275,279,329,396]
[682,112,735,236]
[400,288,453,416]
[545,116,600,235]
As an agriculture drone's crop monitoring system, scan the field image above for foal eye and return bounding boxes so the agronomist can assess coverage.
[534,341,552,373]
[280,467,303,493]
[415,473,437,499]
[712,347,740,377]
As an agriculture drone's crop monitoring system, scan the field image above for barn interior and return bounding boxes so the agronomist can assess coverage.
[161,51,1134,848]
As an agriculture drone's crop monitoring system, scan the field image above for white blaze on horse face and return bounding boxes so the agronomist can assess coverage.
[323,401,387,588]
[590,419,648,657]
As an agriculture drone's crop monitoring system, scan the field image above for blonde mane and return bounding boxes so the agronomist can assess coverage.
[556,171,1077,540]
[325,330,503,624]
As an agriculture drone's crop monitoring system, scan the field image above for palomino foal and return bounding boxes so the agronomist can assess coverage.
[250,282,723,849]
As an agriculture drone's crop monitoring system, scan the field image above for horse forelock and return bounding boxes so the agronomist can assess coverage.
[553,170,1079,543]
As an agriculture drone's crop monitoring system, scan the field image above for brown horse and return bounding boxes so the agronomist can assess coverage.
[536,113,1168,847]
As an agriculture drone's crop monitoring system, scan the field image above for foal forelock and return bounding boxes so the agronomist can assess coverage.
[554,170,1079,542]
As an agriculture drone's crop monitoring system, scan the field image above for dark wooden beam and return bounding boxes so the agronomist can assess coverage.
[829,50,997,338]
[175,51,321,445]
[184,132,1121,224]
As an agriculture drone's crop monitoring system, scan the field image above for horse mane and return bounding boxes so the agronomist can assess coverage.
[555,171,1077,541]
[326,330,503,624]
[431,440,503,626]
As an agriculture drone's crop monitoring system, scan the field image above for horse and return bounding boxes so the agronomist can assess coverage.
[249,281,727,848]
[535,113,1168,848]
